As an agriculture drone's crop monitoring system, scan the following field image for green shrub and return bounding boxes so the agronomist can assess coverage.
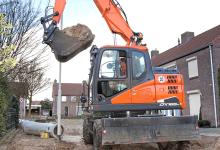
[0,77,9,136]
[198,120,211,128]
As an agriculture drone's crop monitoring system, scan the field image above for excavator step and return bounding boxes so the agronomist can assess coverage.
[100,116,199,145]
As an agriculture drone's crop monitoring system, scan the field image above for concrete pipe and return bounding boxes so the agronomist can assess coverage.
[20,120,64,138]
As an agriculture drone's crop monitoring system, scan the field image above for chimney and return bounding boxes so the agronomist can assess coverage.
[181,31,194,44]
[151,49,159,58]
[54,79,57,84]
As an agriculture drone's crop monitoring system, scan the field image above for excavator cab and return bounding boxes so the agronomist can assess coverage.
[87,45,185,112]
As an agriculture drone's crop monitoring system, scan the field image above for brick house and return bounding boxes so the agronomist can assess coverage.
[151,25,220,127]
[52,80,85,118]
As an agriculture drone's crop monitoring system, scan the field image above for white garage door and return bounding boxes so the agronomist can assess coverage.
[189,93,201,118]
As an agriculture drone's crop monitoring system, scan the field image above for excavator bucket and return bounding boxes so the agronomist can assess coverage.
[48,24,95,62]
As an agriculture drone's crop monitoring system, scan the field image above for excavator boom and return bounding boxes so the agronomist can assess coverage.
[94,0,133,45]
[41,0,145,62]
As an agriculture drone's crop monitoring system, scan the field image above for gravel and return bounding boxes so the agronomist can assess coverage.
[1,119,220,150]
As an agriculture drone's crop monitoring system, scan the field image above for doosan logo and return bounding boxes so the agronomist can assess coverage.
[158,76,165,83]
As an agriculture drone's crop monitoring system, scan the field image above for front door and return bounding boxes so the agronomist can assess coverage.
[64,106,68,117]
[131,51,155,104]
[189,93,201,119]
[97,49,131,104]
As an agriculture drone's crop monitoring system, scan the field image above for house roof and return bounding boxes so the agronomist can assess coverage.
[52,83,83,97]
[151,25,220,66]
[31,101,41,105]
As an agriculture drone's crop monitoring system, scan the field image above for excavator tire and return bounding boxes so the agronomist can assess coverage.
[83,118,93,144]
[158,141,190,150]
[93,119,102,150]
[158,142,178,150]
[177,141,190,150]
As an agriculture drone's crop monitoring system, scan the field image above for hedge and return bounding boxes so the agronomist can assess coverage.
[0,77,9,137]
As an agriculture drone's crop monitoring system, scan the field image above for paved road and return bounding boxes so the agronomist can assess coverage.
[199,128,220,137]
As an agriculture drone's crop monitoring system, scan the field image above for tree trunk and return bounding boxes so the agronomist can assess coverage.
[28,93,32,118]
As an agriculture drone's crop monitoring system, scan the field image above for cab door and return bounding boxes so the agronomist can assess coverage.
[131,51,155,104]
[96,49,132,104]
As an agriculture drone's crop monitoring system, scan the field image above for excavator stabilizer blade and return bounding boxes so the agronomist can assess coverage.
[48,24,95,62]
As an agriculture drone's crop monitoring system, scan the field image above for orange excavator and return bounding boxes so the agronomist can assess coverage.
[41,0,199,149]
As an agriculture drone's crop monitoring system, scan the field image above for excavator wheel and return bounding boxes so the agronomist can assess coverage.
[158,141,190,150]
[83,118,93,144]
[93,119,102,150]
[158,142,178,150]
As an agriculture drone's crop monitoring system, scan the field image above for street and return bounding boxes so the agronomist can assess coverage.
[1,119,220,150]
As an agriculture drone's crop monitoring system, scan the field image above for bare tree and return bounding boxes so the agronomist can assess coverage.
[0,0,48,79]
[0,0,51,117]
[17,58,50,117]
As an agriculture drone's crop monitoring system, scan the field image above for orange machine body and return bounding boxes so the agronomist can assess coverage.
[111,73,185,109]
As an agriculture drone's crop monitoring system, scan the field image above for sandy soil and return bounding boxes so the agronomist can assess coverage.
[0,119,220,150]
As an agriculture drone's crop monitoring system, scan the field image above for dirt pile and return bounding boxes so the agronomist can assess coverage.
[51,24,95,62]
[62,24,94,41]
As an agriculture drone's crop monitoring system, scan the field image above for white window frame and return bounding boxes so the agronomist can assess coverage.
[161,61,177,69]
[186,56,199,78]
[62,96,67,102]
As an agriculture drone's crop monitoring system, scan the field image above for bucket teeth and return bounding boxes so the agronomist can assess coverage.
[48,28,95,62]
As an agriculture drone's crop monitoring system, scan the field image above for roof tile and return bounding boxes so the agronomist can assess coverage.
[152,25,220,66]
[52,83,83,97]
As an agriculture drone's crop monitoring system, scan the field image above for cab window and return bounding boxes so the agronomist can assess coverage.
[97,81,127,97]
[99,50,127,78]
[132,51,146,80]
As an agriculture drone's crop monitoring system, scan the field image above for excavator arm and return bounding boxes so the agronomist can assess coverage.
[41,0,145,62]
[52,0,144,45]
[94,0,143,46]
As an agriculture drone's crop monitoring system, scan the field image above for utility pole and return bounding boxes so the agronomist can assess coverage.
[57,12,63,141]
[24,98,26,118]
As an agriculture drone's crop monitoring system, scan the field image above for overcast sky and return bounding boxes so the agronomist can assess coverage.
[34,0,220,100]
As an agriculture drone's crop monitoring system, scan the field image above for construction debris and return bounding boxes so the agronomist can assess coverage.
[50,24,95,62]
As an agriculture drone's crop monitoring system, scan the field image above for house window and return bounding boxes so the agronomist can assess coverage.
[71,96,77,102]
[186,56,198,78]
[99,50,127,78]
[161,61,177,69]
[132,51,146,79]
[62,96,67,102]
